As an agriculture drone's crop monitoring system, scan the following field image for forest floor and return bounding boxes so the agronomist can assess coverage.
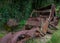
[39,34,52,43]
[26,34,52,43]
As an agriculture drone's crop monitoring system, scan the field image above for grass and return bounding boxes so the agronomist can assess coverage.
[26,38,41,43]
[47,30,60,43]
[47,20,60,43]
[15,20,26,31]
[0,34,4,38]
[57,20,60,29]
[0,32,6,38]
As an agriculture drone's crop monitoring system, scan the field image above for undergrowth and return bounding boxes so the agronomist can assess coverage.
[47,20,60,43]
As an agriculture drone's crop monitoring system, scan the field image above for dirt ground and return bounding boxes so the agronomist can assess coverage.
[33,34,52,43]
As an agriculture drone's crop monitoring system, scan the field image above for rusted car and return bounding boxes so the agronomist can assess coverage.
[0,4,59,43]
[25,4,58,34]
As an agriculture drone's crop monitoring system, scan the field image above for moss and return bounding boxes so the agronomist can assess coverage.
[0,33,5,38]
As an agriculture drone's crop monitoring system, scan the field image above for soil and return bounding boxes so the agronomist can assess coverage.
[40,34,52,43]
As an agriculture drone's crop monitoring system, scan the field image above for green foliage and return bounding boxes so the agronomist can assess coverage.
[40,0,54,7]
[56,6,60,17]
[26,38,35,43]
[0,33,5,38]
[26,38,41,43]
[0,0,60,31]
[0,32,6,38]
[47,30,60,43]
[0,0,32,31]
[15,20,27,32]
